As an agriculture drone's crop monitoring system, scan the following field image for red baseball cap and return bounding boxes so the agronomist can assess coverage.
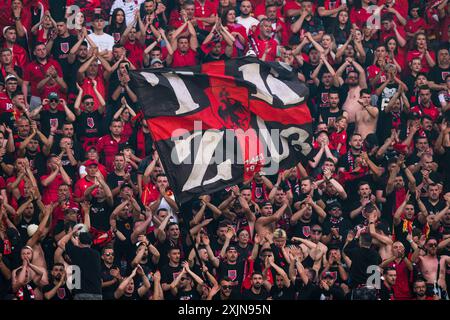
[85,159,99,167]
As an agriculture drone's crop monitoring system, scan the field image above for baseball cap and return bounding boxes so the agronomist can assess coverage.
[4,74,17,83]
[321,271,335,279]
[226,246,237,252]
[2,26,14,37]
[150,58,163,66]
[120,141,133,151]
[85,159,99,167]
[327,202,342,210]
[48,92,59,100]
[120,182,133,190]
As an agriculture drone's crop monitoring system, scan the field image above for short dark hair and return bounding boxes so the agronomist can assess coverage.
[359,232,372,247]
[383,266,396,275]
[79,232,93,245]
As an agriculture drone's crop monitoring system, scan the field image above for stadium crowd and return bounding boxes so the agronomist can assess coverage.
[0,0,449,301]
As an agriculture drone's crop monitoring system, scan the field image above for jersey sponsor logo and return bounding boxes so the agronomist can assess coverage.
[255,187,263,199]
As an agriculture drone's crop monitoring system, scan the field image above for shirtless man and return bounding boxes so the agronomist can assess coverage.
[11,246,48,300]
[25,204,53,275]
[367,212,392,261]
[335,57,368,125]
[254,201,288,239]
[354,89,379,139]
[414,237,441,293]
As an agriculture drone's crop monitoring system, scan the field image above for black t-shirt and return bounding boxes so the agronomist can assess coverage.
[291,215,320,239]
[177,288,202,300]
[65,240,102,295]
[160,264,183,300]
[242,287,270,300]
[344,245,382,288]
[269,284,296,300]
[39,109,67,137]
[116,288,142,300]
[379,282,395,300]
[51,35,78,78]
[107,172,137,192]
[76,111,104,140]
[320,108,344,128]
[217,260,246,288]
[90,197,113,232]
[101,262,122,300]
[0,66,22,85]
[429,65,450,85]
[42,283,73,300]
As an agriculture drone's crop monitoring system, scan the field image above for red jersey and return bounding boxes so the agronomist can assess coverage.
[23,58,63,97]
[405,18,428,35]
[406,50,436,73]
[387,259,413,300]
[6,176,25,209]
[329,129,348,156]
[410,103,440,122]
[40,174,65,205]
[96,134,127,172]
[141,181,159,206]
[3,44,28,69]
[73,176,96,200]
[251,36,278,62]
[350,7,372,29]
[0,92,13,113]
[80,73,105,111]
[171,49,198,68]
[124,40,145,69]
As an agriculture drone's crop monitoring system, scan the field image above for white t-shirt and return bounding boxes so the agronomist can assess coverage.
[236,16,260,35]
[88,33,115,52]
[110,0,145,26]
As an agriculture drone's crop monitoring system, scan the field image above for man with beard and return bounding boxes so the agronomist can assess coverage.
[169,261,205,300]
[413,237,447,299]
[249,18,278,62]
[235,1,259,35]
[322,202,352,246]
[22,43,65,110]
[393,192,428,252]
[216,245,246,289]
[429,47,450,92]
[242,272,270,300]
[208,277,240,300]
[107,153,137,197]
[310,271,345,300]
[379,267,396,300]
[319,90,348,128]
[349,182,378,227]
[42,263,72,300]
[335,58,368,130]
[413,278,439,300]
[100,246,123,300]
[290,196,326,239]
[268,186,293,232]
[255,201,289,238]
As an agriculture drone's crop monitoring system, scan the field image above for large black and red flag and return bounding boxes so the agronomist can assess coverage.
[130,56,312,204]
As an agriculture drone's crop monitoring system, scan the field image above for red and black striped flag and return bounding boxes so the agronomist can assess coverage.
[130,57,312,204]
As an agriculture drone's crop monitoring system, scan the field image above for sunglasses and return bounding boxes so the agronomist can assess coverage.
[428,243,437,247]
[181,277,189,281]
[104,253,114,257]
[222,285,232,290]
[85,101,95,106]
[50,99,58,103]
[312,229,322,234]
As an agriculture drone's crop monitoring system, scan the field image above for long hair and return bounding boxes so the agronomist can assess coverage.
[107,8,127,35]
[384,36,399,55]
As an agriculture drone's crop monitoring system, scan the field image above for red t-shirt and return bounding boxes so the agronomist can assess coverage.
[406,50,436,73]
[252,36,278,61]
[96,134,127,172]
[405,18,428,35]
[80,72,105,111]
[171,49,198,67]
[41,174,65,205]
[0,92,13,113]
[350,7,372,29]
[410,103,440,122]
[23,59,63,97]
[387,259,413,300]
[6,176,25,209]
[3,44,28,70]
[73,176,95,200]
[329,129,347,156]
[124,40,145,69]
